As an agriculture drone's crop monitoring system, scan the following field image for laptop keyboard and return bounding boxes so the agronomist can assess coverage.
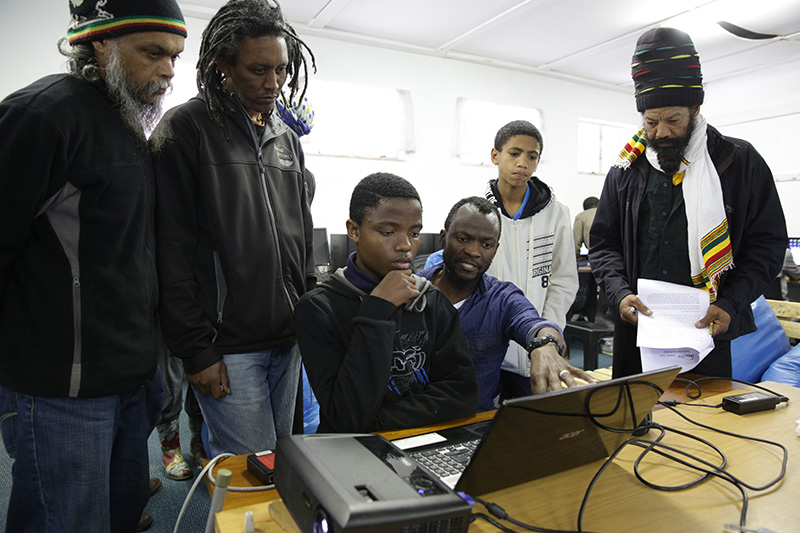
[410,439,480,486]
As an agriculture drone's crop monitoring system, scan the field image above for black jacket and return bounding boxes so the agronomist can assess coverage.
[0,75,161,397]
[154,94,314,374]
[294,270,478,433]
[590,125,787,342]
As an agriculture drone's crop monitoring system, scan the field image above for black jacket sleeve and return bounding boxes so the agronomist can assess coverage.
[0,103,58,282]
[153,111,222,374]
[589,167,634,319]
[713,139,787,327]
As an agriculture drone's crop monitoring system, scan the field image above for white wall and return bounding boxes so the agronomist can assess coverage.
[296,34,636,236]
[2,0,797,238]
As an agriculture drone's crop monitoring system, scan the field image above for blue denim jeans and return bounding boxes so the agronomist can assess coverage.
[0,385,151,533]
[193,345,300,456]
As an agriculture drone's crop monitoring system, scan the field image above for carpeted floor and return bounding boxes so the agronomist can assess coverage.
[142,407,212,533]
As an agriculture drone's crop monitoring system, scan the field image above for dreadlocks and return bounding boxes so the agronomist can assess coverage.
[197,0,316,126]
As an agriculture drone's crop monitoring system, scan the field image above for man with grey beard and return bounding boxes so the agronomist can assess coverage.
[589,27,787,381]
[103,38,175,151]
[0,1,185,531]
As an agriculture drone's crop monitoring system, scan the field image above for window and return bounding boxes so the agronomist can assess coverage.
[299,80,414,160]
[577,118,637,175]
[455,98,544,166]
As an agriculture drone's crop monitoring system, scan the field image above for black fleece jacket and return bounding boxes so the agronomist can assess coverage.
[0,74,161,397]
[154,94,314,374]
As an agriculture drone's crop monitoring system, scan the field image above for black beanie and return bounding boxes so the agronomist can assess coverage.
[631,27,704,112]
[67,0,187,45]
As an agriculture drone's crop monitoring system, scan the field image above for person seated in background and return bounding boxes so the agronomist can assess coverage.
[779,248,800,301]
[765,247,800,301]
[573,196,599,260]
[294,173,478,433]
[419,197,594,411]
[568,196,600,322]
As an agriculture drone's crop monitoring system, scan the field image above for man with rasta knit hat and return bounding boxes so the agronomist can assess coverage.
[0,0,185,531]
[589,27,787,379]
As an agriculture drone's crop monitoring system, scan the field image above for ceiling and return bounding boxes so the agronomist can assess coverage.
[180,0,800,93]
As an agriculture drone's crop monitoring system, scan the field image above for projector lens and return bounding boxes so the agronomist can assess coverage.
[313,509,329,533]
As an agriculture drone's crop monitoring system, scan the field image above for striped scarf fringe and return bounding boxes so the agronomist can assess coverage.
[690,218,734,302]
[615,129,647,169]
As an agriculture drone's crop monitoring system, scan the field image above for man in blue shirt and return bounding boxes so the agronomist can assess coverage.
[419,197,593,411]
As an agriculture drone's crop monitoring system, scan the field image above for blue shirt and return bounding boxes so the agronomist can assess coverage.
[418,264,561,411]
[424,249,443,269]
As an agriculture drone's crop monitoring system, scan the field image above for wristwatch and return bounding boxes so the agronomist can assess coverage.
[527,334,565,356]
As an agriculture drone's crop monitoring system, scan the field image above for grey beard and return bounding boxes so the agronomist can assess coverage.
[104,41,170,143]
[148,116,172,154]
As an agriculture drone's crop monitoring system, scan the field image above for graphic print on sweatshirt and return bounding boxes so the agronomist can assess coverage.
[531,233,555,278]
[388,330,430,395]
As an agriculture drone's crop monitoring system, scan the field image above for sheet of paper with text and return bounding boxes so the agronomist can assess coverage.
[636,279,714,373]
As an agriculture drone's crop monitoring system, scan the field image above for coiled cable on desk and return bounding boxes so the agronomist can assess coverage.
[473,378,787,533]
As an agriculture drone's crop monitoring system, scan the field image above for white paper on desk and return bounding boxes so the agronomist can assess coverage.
[636,279,714,373]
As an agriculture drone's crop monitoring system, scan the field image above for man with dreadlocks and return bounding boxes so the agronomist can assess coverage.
[153,0,316,457]
[589,27,786,379]
[0,1,185,530]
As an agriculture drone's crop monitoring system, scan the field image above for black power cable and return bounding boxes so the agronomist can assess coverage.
[467,377,787,533]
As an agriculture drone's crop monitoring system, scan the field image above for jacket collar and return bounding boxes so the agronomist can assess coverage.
[486,176,553,219]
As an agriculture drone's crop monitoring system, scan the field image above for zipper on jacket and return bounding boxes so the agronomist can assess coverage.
[69,274,82,397]
[213,252,228,324]
[241,104,298,314]
[256,146,297,313]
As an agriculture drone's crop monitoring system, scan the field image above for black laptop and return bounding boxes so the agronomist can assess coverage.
[393,365,681,496]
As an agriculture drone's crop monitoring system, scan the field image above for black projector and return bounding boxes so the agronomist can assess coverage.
[274,433,472,532]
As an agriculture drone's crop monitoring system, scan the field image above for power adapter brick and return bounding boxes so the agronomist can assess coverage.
[721,392,782,415]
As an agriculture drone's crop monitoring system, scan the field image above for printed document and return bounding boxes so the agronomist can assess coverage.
[636,279,714,373]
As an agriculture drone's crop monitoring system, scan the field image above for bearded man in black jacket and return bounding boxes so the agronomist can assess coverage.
[0,1,186,531]
[590,27,787,380]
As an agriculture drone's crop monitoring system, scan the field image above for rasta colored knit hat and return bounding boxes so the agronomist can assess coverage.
[67,0,187,45]
[631,27,703,112]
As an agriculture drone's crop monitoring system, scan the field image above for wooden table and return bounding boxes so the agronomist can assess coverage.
[466,381,799,532]
[214,379,797,532]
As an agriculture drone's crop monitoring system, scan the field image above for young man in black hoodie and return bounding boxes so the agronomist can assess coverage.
[294,173,478,433]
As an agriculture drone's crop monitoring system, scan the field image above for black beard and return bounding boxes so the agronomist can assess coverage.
[443,265,479,289]
[441,249,489,290]
[649,115,696,175]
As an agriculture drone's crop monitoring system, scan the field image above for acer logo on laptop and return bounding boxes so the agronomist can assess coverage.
[559,429,585,441]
